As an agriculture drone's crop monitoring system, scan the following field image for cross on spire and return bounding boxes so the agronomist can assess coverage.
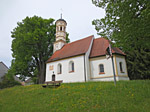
[61,13,62,19]
[60,8,63,19]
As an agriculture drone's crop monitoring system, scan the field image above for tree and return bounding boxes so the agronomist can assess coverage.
[92,0,150,79]
[11,16,69,84]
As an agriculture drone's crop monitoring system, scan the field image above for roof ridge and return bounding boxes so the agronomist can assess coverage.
[67,35,94,45]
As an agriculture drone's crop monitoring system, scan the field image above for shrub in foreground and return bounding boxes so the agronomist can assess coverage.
[0,75,21,89]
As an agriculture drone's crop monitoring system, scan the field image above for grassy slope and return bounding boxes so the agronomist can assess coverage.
[0,80,150,112]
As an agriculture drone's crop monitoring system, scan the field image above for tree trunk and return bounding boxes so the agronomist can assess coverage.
[38,62,46,84]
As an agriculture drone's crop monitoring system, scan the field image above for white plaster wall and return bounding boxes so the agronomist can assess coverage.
[118,76,129,80]
[90,55,129,81]
[115,55,128,76]
[60,41,65,49]
[91,77,114,81]
[53,41,65,53]
[57,41,64,50]
[90,76,129,81]
[90,56,114,79]
[46,55,85,83]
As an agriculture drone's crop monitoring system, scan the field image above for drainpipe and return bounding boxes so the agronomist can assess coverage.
[84,55,86,82]
[111,55,116,85]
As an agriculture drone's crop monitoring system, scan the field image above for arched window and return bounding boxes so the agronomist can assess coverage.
[119,62,123,72]
[99,64,105,74]
[69,61,74,72]
[60,26,62,31]
[57,63,62,74]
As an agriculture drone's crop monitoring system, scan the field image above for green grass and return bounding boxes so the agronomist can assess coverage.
[0,80,150,112]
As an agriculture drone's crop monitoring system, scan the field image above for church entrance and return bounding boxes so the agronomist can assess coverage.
[52,74,55,81]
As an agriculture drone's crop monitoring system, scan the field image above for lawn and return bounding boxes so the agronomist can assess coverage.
[0,80,150,112]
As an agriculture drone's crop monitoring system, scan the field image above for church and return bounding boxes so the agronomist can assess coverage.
[45,18,129,83]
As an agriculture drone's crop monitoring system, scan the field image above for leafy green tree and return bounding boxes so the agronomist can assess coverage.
[92,0,150,79]
[11,16,69,84]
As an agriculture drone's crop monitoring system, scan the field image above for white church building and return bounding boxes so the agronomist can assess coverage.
[45,18,129,83]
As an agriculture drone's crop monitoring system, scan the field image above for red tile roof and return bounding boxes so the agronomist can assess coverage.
[89,37,125,58]
[112,47,125,55]
[47,35,94,62]
[47,36,125,62]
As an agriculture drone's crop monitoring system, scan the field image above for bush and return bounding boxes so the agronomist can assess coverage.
[0,75,21,89]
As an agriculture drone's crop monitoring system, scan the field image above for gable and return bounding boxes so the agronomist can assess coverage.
[90,38,125,58]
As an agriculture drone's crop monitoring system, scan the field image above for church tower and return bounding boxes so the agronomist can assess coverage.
[53,16,67,53]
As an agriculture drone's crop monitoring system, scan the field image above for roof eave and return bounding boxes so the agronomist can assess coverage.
[89,53,125,59]
[47,53,85,63]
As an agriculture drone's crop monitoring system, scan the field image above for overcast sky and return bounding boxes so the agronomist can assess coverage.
[0,0,105,67]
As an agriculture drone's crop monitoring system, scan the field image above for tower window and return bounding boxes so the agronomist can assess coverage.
[99,64,105,74]
[57,63,62,74]
[69,61,74,73]
[119,62,124,73]
[60,26,62,31]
